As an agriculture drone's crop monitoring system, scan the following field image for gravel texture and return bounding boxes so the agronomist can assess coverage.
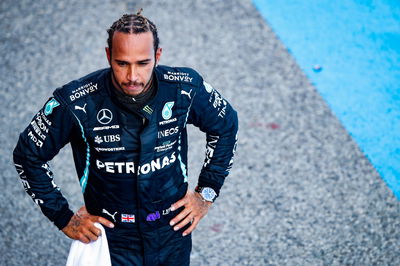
[1,0,399,265]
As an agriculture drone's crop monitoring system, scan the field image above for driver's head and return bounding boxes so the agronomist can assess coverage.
[106,10,162,96]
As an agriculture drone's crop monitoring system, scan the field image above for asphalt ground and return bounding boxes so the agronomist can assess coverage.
[1,0,399,265]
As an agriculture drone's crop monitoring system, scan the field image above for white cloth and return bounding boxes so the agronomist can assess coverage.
[66,223,112,266]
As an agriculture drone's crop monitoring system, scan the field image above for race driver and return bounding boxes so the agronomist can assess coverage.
[13,10,238,265]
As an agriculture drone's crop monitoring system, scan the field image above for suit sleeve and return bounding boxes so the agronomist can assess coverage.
[188,77,239,198]
[13,96,75,230]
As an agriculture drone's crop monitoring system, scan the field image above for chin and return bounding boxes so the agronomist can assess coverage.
[123,88,144,96]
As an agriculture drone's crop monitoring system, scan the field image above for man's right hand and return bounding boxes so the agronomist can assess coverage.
[61,206,114,244]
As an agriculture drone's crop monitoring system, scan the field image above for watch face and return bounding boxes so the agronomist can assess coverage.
[201,187,216,201]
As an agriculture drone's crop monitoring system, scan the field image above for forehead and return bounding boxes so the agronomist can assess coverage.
[111,31,154,59]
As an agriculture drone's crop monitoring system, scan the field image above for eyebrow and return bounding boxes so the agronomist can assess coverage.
[115,59,152,64]
[138,59,152,63]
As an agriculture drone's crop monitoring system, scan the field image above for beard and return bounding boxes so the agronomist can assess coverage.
[110,65,155,97]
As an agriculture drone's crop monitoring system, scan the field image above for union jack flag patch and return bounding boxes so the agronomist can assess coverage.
[121,214,135,223]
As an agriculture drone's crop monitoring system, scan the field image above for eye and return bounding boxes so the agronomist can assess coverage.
[116,61,127,66]
[138,61,149,66]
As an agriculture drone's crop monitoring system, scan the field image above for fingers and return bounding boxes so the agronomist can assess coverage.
[169,189,211,236]
[96,216,115,228]
[173,213,195,234]
[182,218,199,237]
[77,233,91,244]
[89,223,102,237]
[77,219,105,243]
[62,210,113,243]
[84,227,100,243]
[169,207,191,226]
[75,227,99,244]
[170,195,188,212]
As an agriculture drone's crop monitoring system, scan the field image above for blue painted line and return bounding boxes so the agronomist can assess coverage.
[253,0,400,198]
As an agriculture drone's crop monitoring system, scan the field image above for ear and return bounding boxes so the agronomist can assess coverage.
[105,47,111,65]
[155,48,162,65]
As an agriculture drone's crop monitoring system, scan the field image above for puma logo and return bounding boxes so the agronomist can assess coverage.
[102,208,117,222]
[74,103,87,114]
[181,89,192,99]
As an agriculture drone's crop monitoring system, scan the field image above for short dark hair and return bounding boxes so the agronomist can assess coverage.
[107,9,159,54]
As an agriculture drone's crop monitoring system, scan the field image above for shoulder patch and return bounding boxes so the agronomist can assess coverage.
[68,82,99,102]
[156,65,201,84]
[162,71,194,83]
[54,68,109,105]
[203,81,214,93]
[44,98,60,115]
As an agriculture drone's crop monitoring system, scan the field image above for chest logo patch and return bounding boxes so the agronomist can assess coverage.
[97,109,113,125]
[162,101,174,120]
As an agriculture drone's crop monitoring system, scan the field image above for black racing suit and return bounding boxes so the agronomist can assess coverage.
[13,65,238,265]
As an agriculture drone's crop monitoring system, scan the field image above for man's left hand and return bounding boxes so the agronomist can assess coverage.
[170,189,212,236]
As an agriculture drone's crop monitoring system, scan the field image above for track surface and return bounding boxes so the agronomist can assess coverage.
[1,0,399,265]
[253,0,400,199]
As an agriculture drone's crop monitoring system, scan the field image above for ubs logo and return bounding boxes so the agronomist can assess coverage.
[94,134,121,144]
[97,109,113,125]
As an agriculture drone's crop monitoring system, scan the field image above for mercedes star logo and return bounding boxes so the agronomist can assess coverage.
[97,109,113,125]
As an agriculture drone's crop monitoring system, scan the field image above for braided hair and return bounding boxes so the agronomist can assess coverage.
[107,9,159,54]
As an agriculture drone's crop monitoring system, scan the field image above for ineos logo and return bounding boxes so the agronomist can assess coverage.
[97,109,113,125]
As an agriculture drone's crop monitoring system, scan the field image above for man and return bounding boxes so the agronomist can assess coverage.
[13,10,238,265]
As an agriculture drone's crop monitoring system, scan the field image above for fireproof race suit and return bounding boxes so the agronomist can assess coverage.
[13,65,238,265]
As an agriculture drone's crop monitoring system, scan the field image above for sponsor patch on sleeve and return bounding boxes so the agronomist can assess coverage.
[207,86,227,119]
[203,81,214,93]
[44,98,60,115]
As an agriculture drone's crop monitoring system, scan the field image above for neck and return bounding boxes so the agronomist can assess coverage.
[109,69,157,111]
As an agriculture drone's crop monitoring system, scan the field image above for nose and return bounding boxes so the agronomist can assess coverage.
[127,66,138,82]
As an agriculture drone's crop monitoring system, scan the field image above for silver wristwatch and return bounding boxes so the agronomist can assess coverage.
[195,186,217,202]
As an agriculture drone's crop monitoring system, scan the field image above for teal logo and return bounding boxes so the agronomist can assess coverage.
[44,98,60,115]
[162,102,174,120]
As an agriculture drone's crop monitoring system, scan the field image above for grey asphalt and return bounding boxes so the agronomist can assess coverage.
[1,0,399,265]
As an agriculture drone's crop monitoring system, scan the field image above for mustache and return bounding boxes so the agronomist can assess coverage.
[122,81,144,87]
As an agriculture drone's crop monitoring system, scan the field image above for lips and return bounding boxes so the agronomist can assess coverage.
[123,83,143,94]
[126,85,141,90]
